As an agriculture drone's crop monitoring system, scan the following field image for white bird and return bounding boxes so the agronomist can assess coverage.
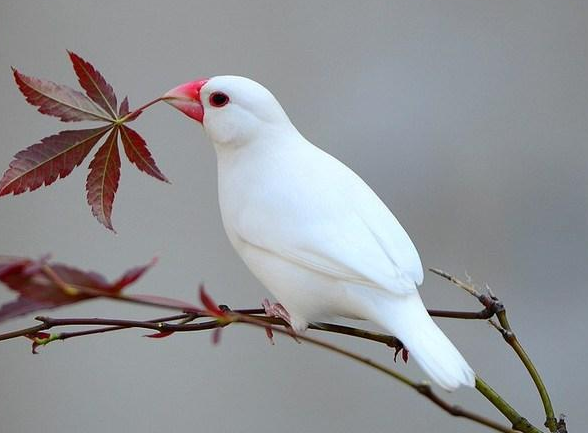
[163,76,475,390]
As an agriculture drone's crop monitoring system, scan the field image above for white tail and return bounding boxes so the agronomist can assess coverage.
[367,292,475,391]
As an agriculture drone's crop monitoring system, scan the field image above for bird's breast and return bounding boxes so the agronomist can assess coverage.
[215,144,341,239]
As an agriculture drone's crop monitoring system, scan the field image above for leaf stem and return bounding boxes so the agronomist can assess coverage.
[119,97,164,123]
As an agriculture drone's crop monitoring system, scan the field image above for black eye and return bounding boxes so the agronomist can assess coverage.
[209,92,229,107]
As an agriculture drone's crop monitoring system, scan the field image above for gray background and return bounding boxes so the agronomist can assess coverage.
[1,1,586,432]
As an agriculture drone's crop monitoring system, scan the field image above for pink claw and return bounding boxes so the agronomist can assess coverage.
[393,345,410,363]
[264,326,275,345]
[261,299,301,343]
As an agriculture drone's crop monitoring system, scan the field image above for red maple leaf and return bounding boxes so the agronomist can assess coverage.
[25,332,53,354]
[86,128,121,231]
[0,127,111,196]
[120,125,168,183]
[12,68,109,122]
[118,97,130,117]
[68,51,118,118]
[1,52,167,230]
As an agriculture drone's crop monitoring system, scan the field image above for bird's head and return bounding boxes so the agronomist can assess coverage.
[163,76,293,146]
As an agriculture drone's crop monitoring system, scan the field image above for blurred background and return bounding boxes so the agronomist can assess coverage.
[1,1,586,432]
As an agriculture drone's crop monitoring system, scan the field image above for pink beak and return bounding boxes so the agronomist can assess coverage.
[163,79,208,123]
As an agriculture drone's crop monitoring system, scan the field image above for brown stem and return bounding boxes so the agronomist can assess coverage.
[429,268,483,298]
[427,308,496,320]
[229,307,497,321]
[34,316,221,334]
[0,313,403,352]
[0,323,48,342]
[56,313,192,340]
[413,381,519,433]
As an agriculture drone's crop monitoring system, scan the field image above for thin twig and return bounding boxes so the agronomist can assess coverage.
[495,309,557,432]
[0,308,489,350]
[429,268,483,298]
[194,307,498,321]
[0,314,404,351]
[427,308,496,320]
[475,377,544,433]
[57,313,192,341]
[0,323,48,342]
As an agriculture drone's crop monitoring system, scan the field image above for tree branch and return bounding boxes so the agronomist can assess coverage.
[493,311,558,432]
[231,313,519,433]
[429,268,560,433]
[0,268,564,433]
[0,310,530,433]
[475,377,544,433]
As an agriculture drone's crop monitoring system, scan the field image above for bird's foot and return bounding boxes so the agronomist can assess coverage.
[262,299,301,343]
[262,299,291,323]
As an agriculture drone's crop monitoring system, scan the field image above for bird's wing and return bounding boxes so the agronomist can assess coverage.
[351,181,424,286]
[234,177,423,295]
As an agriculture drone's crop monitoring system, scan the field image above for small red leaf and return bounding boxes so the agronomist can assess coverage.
[26,332,52,354]
[0,256,32,278]
[123,110,142,122]
[68,51,118,118]
[119,125,169,183]
[0,298,53,323]
[144,331,174,339]
[86,128,121,230]
[0,127,111,197]
[12,68,110,122]
[265,326,275,345]
[111,258,157,292]
[0,257,158,323]
[211,327,222,345]
[199,286,225,317]
[119,97,130,117]
[0,259,107,323]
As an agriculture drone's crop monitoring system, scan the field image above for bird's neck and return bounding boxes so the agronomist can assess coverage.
[212,122,306,165]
